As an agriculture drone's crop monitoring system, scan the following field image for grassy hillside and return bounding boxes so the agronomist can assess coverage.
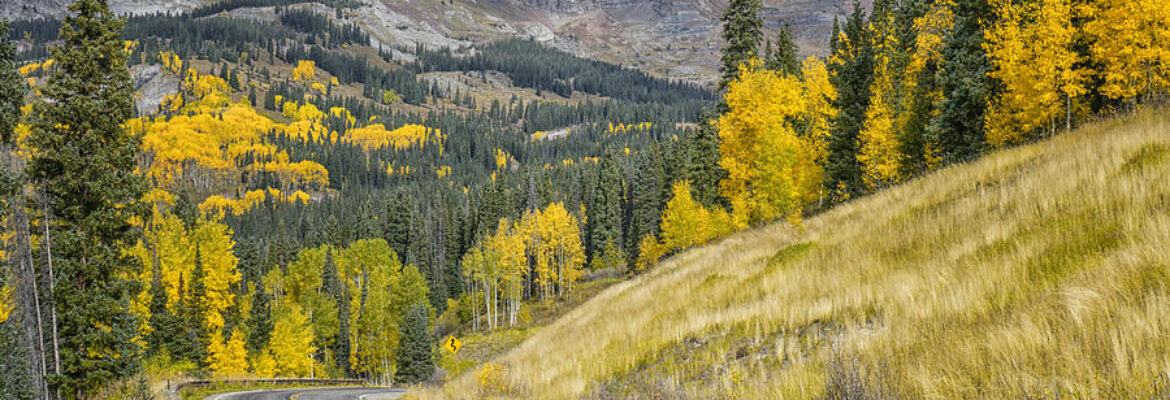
[418,109,1170,399]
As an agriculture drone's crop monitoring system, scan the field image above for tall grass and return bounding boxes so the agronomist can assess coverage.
[418,109,1170,399]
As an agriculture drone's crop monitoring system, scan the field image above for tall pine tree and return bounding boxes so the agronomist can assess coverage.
[825,2,875,201]
[586,152,624,268]
[686,110,728,209]
[0,20,21,144]
[394,303,434,384]
[766,23,801,77]
[25,0,150,395]
[929,0,993,162]
[719,0,764,91]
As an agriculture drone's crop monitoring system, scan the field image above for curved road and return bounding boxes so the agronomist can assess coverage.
[205,387,406,400]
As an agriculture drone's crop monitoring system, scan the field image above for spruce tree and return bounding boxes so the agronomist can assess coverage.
[181,247,211,367]
[929,0,993,162]
[686,111,727,209]
[0,163,32,400]
[766,23,801,77]
[384,189,414,261]
[146,262,176,358]
[173,192,199,229]
[627,148,666,263]
[320,249,350,375]
[245,286,273,356]
[824,2,874,201]
[25,0,149,395]
[586,152,623,267]
[719,0,764,91]
[0,20,21,143]
[394,303,434,384]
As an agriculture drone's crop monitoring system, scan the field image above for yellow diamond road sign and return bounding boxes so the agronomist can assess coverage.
[445,335,462,354]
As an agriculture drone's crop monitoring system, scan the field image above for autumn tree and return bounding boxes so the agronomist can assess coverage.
[984,0,1086,147]
[857,4,908,189]
[263,301,316,377]
[717,59,830,225]
[528,203,585,299]
[661,181,715,251]
[1081,0,1170,105]
[207,329,248,376]
[25,0,150,394]
[346,239,403,383]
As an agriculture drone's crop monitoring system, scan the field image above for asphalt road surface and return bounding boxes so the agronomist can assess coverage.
[205,387,407,400]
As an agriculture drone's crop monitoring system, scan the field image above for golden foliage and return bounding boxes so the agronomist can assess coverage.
[208,328,249,376]
[660,181,732,251]
[717,59,832,225]
[345,123,443,153]
[292,60,316,82]
[265,301,317,377]
[1080,0,1170,102]
[985,0,1087,147]
[858,14,906,188]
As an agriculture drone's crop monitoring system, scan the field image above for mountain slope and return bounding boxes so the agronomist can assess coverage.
[3,0,857,85]
[422,110,1170,399]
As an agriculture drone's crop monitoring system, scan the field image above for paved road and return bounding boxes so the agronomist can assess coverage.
[205,387,406,400]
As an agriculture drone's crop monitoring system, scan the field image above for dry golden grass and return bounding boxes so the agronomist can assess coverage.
[417,109,1170,399]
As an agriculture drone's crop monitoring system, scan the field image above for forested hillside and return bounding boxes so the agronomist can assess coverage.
[0,0,1167,398]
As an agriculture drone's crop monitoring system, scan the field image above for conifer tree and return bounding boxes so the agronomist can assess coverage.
[766,23,801,77]
[0,163,33,400]
[320,248,349,374]
[25,0,150,395]
[627,148,666,263]
[173,192,199,229]
[825,2,874,201]
[181,247,211,367]
[719,0,764,91]
[394,303,434,384]
[146,262,177,358]
[929,0,993,162]
[384,189,414,262]
[0,20,21,143]
[586,152,623,268]
[686,111,728,209]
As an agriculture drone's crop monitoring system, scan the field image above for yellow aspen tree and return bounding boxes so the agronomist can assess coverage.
[1081,0,1170,103]
[717,59,821,224]
[531,203,584,299]
[985,0,1085,147]
[493,220,527,327]
[350,241,402,383]
[633,234,667,271]
[208,329,248,376]
[660,181,710,251]
[190,218,241,332]
[0,284,12,324]
[292,60,316,82]
[266,301,317,377]
[900,0,954,172]
[858,14,905,189]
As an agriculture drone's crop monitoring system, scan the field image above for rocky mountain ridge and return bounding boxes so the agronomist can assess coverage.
[3,0,860,85]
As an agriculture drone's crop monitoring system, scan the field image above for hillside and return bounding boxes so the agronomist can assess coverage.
[2,0,856,85]
[422,109,1170,399]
